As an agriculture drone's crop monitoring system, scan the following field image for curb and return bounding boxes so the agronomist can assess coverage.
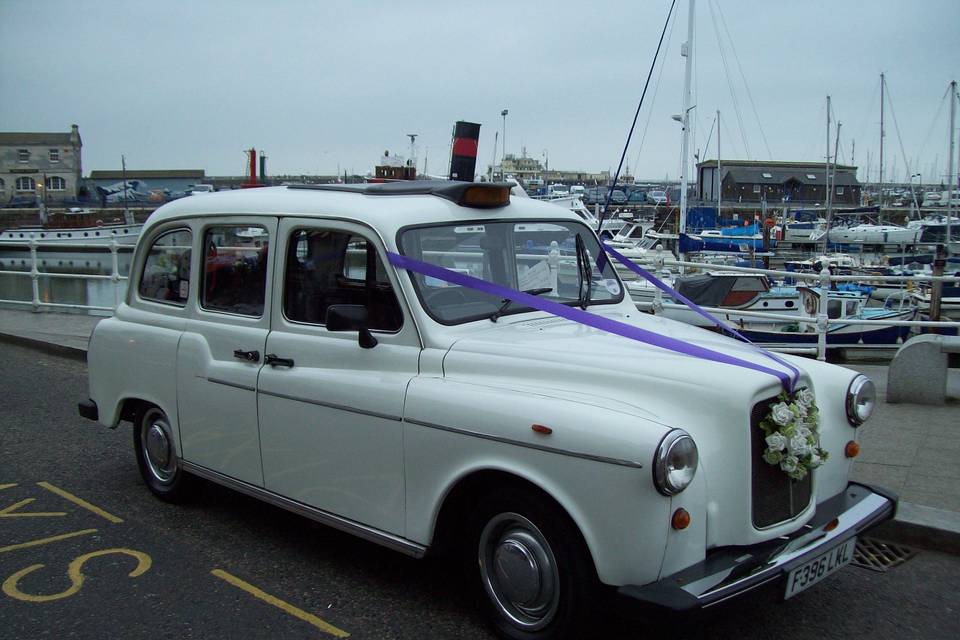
[0,331,88,362]
[873,501,960,555]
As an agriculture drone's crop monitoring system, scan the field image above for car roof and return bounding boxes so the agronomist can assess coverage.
[142,181,583,247]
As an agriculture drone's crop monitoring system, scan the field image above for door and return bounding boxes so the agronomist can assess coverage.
[257,219,420,535]
[177,217,277,486]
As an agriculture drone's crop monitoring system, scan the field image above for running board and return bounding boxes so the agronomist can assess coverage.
[180,461,427,559]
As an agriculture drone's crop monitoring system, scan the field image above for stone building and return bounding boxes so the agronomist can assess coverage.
[0,125,83,205]
[697,160,861,205]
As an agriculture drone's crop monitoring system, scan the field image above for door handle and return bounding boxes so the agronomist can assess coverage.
[233,349,260,362]
[264,353,295,368]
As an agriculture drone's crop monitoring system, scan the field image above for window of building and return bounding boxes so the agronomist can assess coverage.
[17,149,29,163]
[761,172,772,179]
[46,176,66,191]
[284,229,403,331]
[806,174,817,180]
[0,178,5,190]
[836,186,844,195]
[138,229,192,305]
[15,177,36,191]
[49,149,60,163]
[752,184,761,193]
[201,226,270,317]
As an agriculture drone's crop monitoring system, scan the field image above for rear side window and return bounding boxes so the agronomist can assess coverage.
[283,229,402,331]
[138,229,192,305]
[202,226,270,317]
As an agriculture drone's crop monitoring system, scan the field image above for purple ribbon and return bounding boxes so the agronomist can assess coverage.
[388,251,799,391]
[600,243,800,392]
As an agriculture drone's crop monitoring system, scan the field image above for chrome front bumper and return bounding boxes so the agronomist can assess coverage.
[618,482,897,611]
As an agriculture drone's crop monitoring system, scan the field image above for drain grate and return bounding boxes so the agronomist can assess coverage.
[851,537,918,572]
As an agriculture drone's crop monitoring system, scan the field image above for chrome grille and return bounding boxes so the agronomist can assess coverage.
[751,398,812,528]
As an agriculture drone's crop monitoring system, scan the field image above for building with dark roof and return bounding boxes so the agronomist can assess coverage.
[0,125,83,204]
[697,160,861,205]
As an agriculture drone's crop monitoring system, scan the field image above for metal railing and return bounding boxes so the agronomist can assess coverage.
[0,239,130,313]
[632,245,960,360]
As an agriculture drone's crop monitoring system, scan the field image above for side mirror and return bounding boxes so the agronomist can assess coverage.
[325,304,378,349]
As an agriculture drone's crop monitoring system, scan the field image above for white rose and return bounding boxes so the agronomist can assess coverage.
[795,403,808,418]
[765,432,788,452]
[788,465,808,481]
[788,434,810,456]
[808,452,822,468]
[796,426,812,439]
[780,455,799,473]
[796,388,815,408]
[770,402,794,427]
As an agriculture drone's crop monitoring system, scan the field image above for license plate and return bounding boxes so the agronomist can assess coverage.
[784,537,856,599]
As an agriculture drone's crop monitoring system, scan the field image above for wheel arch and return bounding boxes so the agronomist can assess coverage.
[428,467,599,577]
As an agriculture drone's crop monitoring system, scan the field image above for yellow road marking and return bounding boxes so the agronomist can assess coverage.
[37,482,123,524]
[211,569,350,638]
[0,484,17,490]
[0,498,67,518]
[2,548,151,603]
[0,528,98,554]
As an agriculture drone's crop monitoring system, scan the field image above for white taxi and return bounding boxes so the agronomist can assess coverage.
[80,181,895,639]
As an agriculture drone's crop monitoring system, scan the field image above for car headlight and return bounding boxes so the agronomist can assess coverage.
[653,430,699,496]
[846,375,876,426]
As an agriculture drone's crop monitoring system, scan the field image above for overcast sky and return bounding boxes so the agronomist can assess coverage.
[2,0,959,184]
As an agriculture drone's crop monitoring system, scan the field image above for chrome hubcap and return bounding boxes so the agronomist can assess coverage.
[479,513,559,631]
[142,410,176,484]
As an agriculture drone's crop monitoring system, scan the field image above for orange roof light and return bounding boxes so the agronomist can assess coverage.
[460,185,511,208]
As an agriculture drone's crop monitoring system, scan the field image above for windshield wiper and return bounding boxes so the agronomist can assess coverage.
[575,234,592,310]
[489,288,553,322]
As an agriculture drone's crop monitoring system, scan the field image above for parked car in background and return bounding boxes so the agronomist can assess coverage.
[647,190,668,205]
[627,189,647,203]
[80,180,895,640]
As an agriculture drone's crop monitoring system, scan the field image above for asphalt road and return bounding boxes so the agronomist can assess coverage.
[1,340,958,640]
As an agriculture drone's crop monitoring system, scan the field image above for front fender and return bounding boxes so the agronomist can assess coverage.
[403,376,672,587]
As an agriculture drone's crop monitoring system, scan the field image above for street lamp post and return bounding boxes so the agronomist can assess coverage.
[501,109,509,173]
[910,172,922,213]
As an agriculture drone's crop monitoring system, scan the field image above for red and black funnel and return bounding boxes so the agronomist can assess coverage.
[449,121,481,182]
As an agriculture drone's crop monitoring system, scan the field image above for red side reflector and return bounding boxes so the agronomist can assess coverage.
[845,441,861,458]
[671,508,691,530]
[823,518,840,532]
[531,424,553,435]
[459,185,510,208]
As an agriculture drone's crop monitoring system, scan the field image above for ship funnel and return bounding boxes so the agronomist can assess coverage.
[449,121,481,182]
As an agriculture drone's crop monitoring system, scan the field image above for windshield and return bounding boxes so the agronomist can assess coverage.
[399,220,623,324]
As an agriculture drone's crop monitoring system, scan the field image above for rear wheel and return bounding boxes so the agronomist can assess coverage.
[470,488,600,640]
[133,406,197,502]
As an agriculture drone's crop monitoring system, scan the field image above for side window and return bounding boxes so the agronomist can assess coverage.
[138,229,192,305]
[283,229,402,331]
[202,226,270,317]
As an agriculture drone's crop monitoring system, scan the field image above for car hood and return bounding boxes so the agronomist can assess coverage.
[441,308,805,423]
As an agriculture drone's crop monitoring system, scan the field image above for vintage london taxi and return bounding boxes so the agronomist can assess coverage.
[80,181,895,639]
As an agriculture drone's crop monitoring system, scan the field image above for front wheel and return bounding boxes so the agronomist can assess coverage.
[471,488,600,640]
[133,406,197,502]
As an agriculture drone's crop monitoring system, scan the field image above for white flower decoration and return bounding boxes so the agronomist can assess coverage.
[770,402,794,427]
[808,452,822,468]
[796,388,815,408]
[766,432,788,452]
[788,434,810,456]
[797,426,812,439]
[780,455,799,473]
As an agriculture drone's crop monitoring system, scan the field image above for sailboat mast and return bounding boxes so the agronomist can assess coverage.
[824,95,831,254]
[879,73,885,208]
[948,79,956,254]
[716,109,721,216]
[678,0,695,262]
